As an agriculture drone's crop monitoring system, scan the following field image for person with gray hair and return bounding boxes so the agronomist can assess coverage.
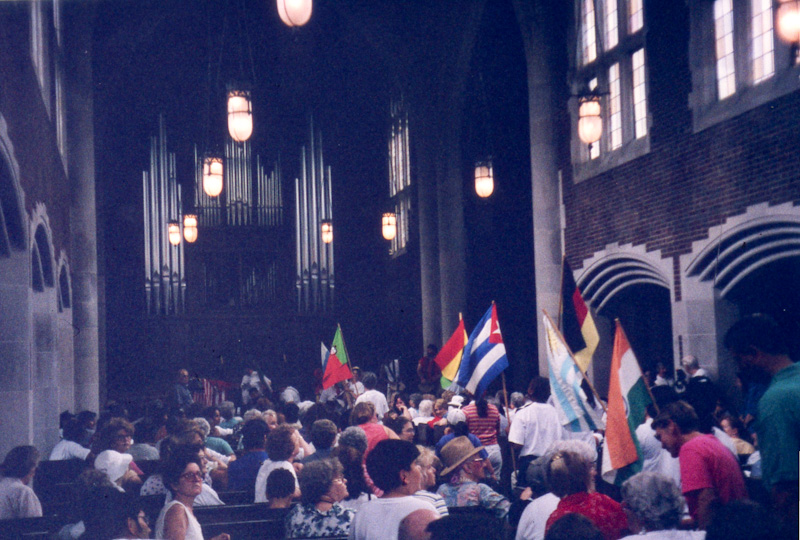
[285,458,354,538]
[619,472,702,539]
[217,401,241,430]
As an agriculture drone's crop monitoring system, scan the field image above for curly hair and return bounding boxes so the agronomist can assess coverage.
[162,446,203,495]
[298,458,343,505]
[95,417,135,451]
[266,468,296,500]
[621,472,685,531]
[266,424,297,461]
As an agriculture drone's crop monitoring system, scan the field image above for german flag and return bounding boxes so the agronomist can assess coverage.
[561,258,599,373]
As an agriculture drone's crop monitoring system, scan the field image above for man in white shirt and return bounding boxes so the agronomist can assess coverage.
[0,446,42,520]
[50,418,92,461]
[354,371,389,420]
[508,378,565,486]
[350,440,438,540]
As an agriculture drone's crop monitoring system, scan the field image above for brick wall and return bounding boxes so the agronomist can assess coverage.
[562,0,800,271]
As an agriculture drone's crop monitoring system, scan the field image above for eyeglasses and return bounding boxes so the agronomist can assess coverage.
[333,476,347,483]
[180,471,205,482]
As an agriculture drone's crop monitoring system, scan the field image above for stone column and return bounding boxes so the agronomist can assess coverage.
[414,113,442,349]
[675,267,740,401]
[64,4,100,413]
[436,102,468,340]
[411,0,485,346]
[514,1,565,375]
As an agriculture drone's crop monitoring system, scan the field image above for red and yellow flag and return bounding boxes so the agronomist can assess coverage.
[434,317,468,388]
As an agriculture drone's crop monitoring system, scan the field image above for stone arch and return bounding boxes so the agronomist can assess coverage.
[685,203,800,298]
[575,244,674,394]
[0,114,32,458]
[0,115,26,255]
[577,247,672,313]
[30,203,55,290]
[57,251,71,311]
[679,202,800,397]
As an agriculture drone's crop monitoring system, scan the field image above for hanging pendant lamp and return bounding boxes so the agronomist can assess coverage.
[277,0,312,27]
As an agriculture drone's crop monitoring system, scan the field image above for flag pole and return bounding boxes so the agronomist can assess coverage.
[615,319,660,415]
[557,254,566,332]
[500,372,517,475]
[543,309,607,414]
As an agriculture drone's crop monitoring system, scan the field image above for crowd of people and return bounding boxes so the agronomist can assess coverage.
[0,314,797,539]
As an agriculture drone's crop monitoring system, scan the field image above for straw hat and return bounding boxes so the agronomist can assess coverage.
[439,436,483,477]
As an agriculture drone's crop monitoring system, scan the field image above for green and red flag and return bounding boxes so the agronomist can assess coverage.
[322,325,353,390]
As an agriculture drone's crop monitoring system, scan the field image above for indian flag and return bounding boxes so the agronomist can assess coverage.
[435,316,468,389]
[601,320,651,484]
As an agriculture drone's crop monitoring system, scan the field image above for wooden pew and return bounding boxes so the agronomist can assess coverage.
[194,503,276,524]
[201,517,286,540]
[217,489,254,505]
[0,516,60,539]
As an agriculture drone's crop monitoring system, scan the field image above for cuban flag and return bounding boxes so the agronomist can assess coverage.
[456,303,509,399]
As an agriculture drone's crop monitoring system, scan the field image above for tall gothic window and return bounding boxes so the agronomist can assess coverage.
[387,98,411,256]
[689,0,796,131]
[572,0,649,174]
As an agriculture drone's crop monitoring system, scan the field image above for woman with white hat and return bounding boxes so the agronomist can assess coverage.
[436,436,510,518]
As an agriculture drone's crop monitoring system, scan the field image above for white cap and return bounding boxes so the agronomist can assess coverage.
[94,450,133,490]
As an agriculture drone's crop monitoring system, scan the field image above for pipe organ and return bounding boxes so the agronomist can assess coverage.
[295,117,334,313]
[143,115,186,314]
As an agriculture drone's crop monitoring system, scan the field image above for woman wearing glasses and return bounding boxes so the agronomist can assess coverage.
[154,447,230,540]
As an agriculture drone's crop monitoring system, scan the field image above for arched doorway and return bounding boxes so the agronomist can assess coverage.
[683,206,800,408]
[0,119,32,457]
[577,249,673,397]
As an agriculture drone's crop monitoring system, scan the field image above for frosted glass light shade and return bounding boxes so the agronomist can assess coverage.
[183,214,198,243]
[321,220,333,244]
[475,161,494,198]
[382,213,397,241]
[277,0,312,27]
[168,221,181,246]
[776,1,800,43]
[203,156,223,197]
[227,90,253,142]
[578,97,603,145]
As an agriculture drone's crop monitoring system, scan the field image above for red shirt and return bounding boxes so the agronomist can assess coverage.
[679,434,747,521]
[546,492,628,540]
[462,403,500,446]
[360,422,388,457]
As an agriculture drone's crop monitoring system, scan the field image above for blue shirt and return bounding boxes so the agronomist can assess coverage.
[227,450,268,491]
